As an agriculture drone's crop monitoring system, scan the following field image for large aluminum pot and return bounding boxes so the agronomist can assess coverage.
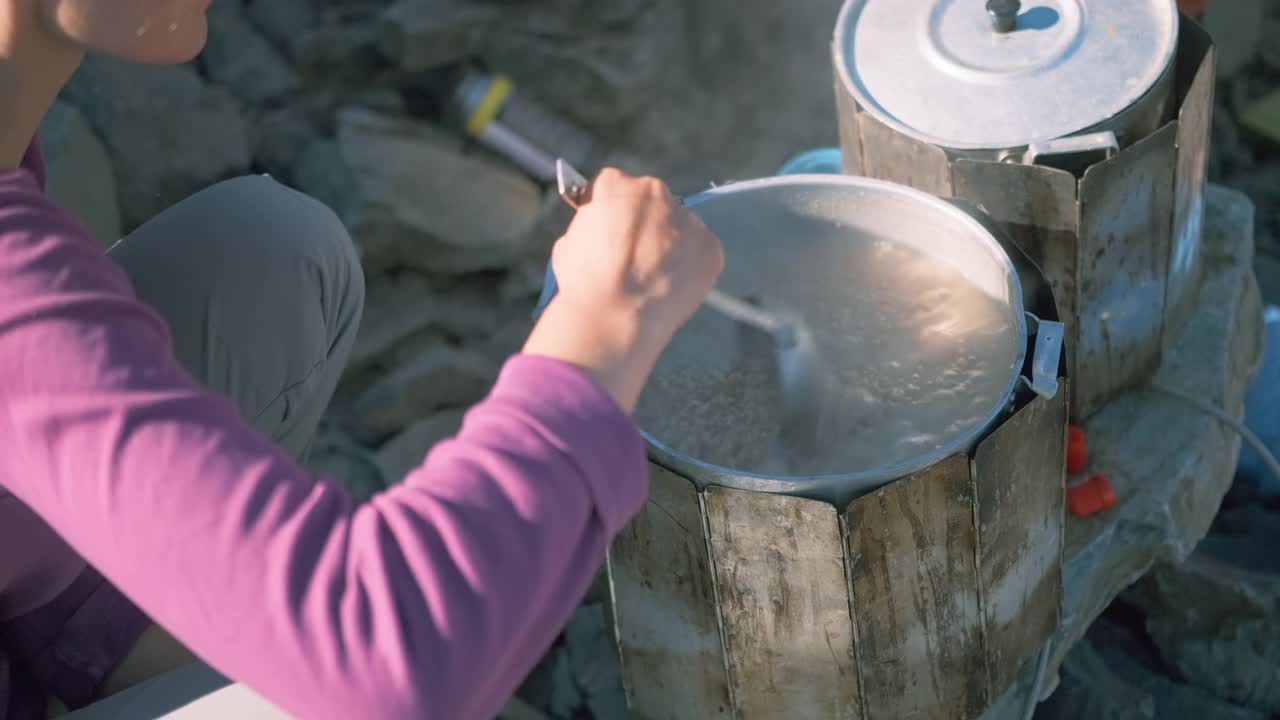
[833,0,1179,168]
[535,175,1064,507]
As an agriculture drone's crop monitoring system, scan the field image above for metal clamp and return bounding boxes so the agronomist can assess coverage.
[1008,130,1120,169]
[1020,312,1064,399]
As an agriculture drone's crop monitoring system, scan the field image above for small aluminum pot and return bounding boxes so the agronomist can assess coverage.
[833,0,1180,169]
[535,175,1064,508]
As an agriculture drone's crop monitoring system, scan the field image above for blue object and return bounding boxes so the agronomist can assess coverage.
[1237,306,1280,497]
[533,147,847,320]
[776,147,844,176]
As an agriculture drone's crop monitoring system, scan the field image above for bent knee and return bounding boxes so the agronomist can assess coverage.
[203,175,355,261]
[198,175,363,294]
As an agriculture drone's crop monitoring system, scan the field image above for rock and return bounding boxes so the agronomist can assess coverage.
[246,0,320,47]
[1201,504,1280,579]
[348,272,438,371]
[333,107,542,274]
[1123,542,1280,713]
[1030,185,1264,697]
[291,139,358,221]
[202,0,301,105]
[374,409,466,482]
[1209,101,1254,182]
[562,604,628,720]
[378,0,499,71]
[289,20,384,82]
[249,104,322,180]
[421,277,505,341]
[1201,0,1266,79]
[385,326,452,369]
[348,346,498,442]
[60,55,250,230]
[480,317,534,365]
[37,101,122,247]
[547,644,586,719]
[1223,166,1280,255]
[1259,20,1280,74]
[512,646,562,720]
[304,422,386,503]
[1035,619,1267,720]
[481,0,680,130]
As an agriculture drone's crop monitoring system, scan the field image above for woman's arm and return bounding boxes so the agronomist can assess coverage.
[0,163,720,720]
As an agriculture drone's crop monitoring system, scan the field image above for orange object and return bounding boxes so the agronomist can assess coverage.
[1067,474,1117,518]
[1066,425,1088,474]
[1177,0,1206,17]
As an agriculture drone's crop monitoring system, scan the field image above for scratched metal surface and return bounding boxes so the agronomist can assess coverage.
[703,486,863,719]
[607,465,732,719]
[1075,123,1178,418]
[843,453,988,720]
[1166,21,1216,355]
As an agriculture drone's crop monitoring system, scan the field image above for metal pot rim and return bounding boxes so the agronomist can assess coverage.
[831,0,1180,153]
[640,174,1031,506]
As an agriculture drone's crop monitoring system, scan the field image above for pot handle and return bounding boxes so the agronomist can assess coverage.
[1015,130,1119,168]
[1021,312,1064,399]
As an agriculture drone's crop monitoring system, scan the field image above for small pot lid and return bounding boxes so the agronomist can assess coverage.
[834,0,1179,150]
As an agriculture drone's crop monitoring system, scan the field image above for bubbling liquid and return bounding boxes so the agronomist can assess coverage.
[635,232,1021,479]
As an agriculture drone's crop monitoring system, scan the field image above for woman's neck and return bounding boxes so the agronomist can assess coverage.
[0,3,84,169]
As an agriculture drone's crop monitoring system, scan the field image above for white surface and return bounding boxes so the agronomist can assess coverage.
[834,0,1179,149]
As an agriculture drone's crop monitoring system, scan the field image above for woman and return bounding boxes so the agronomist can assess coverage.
[0,1,725,718]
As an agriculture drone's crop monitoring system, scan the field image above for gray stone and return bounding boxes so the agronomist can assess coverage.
[1200,504,1280,575]
[480,317,534,365]
[248,104,322,180]
[421,277,506,341]
[563,604,628,720]
[378,0,499,71]
[499,257,548,303]
[291,139,358,222]
[348,346,498,442]
[481,0,681,130]
[384,327,452,369]
[288,21,383,81]
[1201,0,1265,79]
[246,0,320,47]
[1260,20,1280,74]
[1035,620,1267,720]
[1031,185,1265,697]
[547,643,585,719]
[374,409,466,483]
[38,101,122,247]
[60,55,250,230]
[348,272,439,371]
[1124,550,1280,714]
[304,422,387,503]
[202,0,301,105]
[333,107,542,274]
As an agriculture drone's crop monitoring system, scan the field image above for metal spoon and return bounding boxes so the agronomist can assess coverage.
[554,159,831,466]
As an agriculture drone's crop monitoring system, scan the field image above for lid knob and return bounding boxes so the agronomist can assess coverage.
[986,0,1021,33]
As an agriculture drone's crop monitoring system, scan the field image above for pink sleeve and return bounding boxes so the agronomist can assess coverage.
[0,166,649,719]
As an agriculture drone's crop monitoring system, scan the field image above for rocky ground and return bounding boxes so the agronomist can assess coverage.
[36,0,1280,718]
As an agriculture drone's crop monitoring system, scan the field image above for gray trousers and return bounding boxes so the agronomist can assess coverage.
[61,175,364,718]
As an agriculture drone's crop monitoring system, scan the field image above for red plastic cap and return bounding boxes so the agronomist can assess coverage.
[1067,474,1117,518]
[1066,425,1088,474]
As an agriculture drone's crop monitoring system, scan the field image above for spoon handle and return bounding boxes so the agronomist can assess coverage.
[554,159,780,334]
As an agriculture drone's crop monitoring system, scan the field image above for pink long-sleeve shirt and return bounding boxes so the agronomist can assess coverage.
[0,141,648,719]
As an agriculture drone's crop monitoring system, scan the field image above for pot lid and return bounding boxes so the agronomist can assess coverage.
[632,176,1025,502]
[833,0,1179,150]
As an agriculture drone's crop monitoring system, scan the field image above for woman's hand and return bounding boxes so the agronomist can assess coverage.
[523,168,724,412]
